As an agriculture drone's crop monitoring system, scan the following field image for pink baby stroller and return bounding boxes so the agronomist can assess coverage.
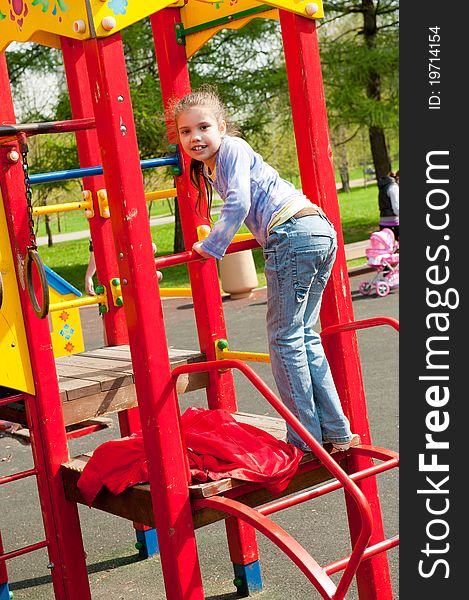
[359,228,399,297]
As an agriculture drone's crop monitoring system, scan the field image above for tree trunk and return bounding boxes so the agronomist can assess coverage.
[173,197,184,253]
[337,141,350,193]
[45,214,53,247]
[362,0,392,178]
[369,125,391,179]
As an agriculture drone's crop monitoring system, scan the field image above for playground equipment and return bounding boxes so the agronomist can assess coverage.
[45,265,86,357]
[0,1,399,599]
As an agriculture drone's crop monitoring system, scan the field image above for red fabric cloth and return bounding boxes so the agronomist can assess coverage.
[77,407,303,506]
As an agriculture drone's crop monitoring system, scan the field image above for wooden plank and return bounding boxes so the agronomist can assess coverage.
[77,346,204,366]
[54,345,208,418]
[59,377,102,401]
[60,449,345,530]
[61,385,138,425]
[56,363,134,392]
[234,412,286,440]
[78,345,132,360]
[56,354,134,372]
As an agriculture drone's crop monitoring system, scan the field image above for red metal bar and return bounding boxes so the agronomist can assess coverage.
[0,540,48,562]
[1,52,91,600]
[279,14,393,599]
[61,37,128,347]
[65,423,107,440]
[225,517,259,565]
[325,535,400,576]
[321,317,400,338]
[172,359,373,600]
[61,37,141,444]
[154,238,259,269]
[194,495,337,599]
[0,468,38,485]
[258,451,399,516]
[151,7,238,413]
[0,394,24,407]
[0,532,8,586]
[83,34,203,600]
[0,117,95,144]
[151,7,258,586]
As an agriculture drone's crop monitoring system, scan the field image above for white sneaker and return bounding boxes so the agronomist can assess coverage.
[332,434,360,451]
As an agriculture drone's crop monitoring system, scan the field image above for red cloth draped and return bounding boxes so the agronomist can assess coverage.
[78,407,303,506]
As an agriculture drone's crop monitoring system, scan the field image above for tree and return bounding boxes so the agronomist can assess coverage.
[319,1,399,178]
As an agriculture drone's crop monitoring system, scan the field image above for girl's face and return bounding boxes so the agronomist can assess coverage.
[177,105,226,171]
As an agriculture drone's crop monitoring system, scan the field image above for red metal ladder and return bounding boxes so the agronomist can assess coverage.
[172,358,399,600]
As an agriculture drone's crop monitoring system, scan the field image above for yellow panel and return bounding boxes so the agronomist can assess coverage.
[181,0,323,30]
[48,289,85,358]
[185,9,278,58]
[0,0,88,52]
[0,194,35,394]
[180,0,322,57]
[87,0,178,40]
[0,0,179,52]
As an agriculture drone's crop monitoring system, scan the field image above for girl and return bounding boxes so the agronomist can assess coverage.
[172,87,354,451]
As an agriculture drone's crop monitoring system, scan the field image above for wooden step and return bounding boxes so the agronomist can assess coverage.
[61,412,347,530]
[55,345,207,426]
[0,346,207,428]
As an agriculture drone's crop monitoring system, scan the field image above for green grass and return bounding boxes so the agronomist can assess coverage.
[38,183,378,294]
[34,194,176,238]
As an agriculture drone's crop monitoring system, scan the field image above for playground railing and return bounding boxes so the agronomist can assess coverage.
[171,358,374,600]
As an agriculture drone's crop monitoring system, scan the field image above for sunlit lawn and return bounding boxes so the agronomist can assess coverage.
[38,184,378,294]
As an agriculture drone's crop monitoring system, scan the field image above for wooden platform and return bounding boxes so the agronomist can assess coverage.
[0,345,208,427]
[61,412,347,530]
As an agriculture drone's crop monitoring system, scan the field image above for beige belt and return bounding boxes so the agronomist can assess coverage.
[292,206,323,219]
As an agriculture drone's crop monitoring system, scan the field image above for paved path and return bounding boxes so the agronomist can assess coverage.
[36,215,372,265]
[1,272,398,600]
[36,177,377,258]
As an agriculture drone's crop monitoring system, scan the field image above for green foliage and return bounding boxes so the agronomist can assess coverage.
[6,44,61,88]
[39,183,379,293]
[189,19,289,136]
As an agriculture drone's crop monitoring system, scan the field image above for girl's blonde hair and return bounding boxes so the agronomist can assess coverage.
[168,85,238,220]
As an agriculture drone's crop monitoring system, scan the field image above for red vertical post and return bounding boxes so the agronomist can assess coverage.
[60,37,128,347]
[150,8,237,412]
[82,35,204,599]
[150,11,262,594]
[60,37,140,436]
[0,53,91,600]
[279,13,393,599]
[0,532,8,587]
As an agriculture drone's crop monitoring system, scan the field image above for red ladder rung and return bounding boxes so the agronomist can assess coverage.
[0,468,38,486]
[0,539,48,561]
[0,394,25,407]
[324,535,400,576]
[258,448,399,516]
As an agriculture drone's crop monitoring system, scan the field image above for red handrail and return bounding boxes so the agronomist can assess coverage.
[154,238,259,269]
[172,359,373,600]
[0,468,38,486]
[321,316,399,338]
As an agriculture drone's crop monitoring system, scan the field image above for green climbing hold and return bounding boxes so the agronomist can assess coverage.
[233,577,243,588]
[111,278,120,287]
[95,285,105,295]
[135,541,143,550]
[217,339,229,350]
[116,296,124,307]
[98,304,108,314]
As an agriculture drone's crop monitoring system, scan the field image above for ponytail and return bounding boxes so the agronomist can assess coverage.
[189,159,213,221]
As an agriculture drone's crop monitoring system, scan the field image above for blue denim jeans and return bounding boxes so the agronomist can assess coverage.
[263,213,352,449]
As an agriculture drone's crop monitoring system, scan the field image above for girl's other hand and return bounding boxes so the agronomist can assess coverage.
[192,241,212,259]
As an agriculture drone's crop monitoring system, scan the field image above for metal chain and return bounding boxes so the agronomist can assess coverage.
[19,135,37,249]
